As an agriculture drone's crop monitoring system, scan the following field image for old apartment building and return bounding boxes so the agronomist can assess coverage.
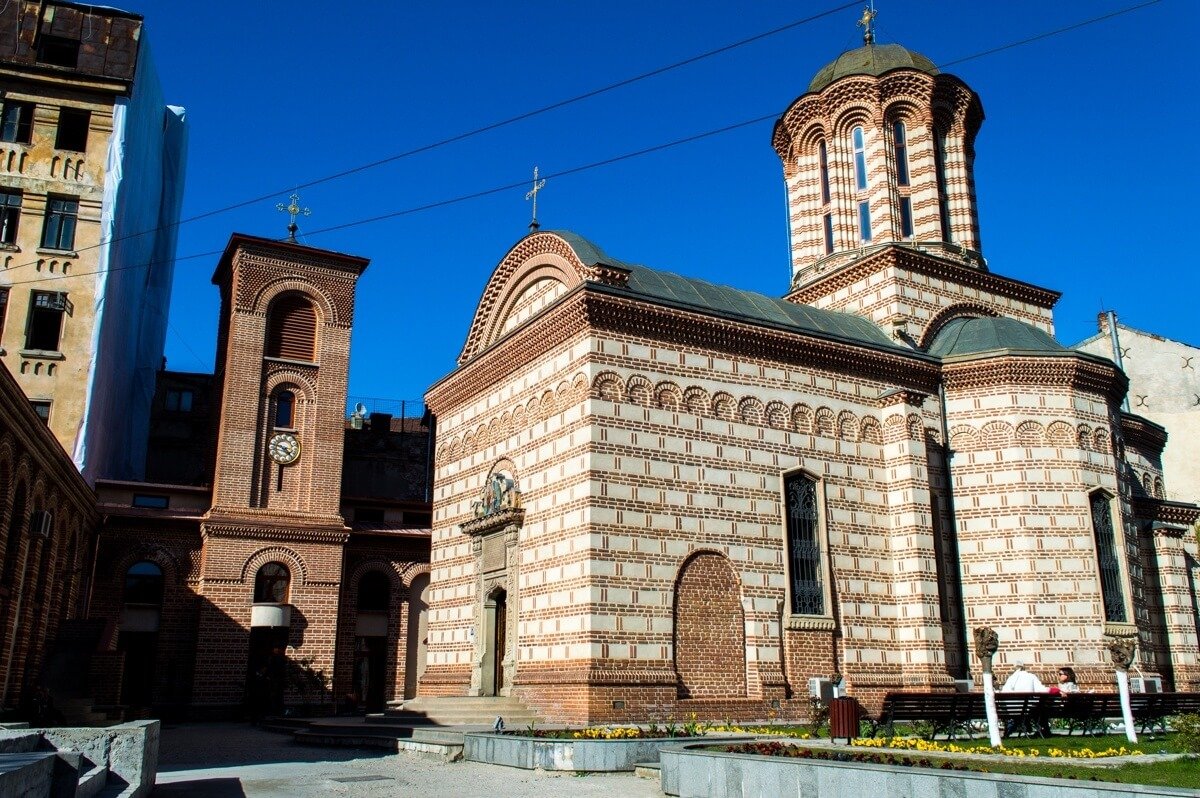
[0,0,186,481]
[422,40,1200,723]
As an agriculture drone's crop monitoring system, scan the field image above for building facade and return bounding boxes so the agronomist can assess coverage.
[0,358,98,714]
[0,0,186,481]
[1076,317,1200,506]
[422,41,1200,723]
[86,234,433,718]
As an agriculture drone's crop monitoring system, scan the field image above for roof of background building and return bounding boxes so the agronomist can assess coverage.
[927,315,1068,358]
[551,230,906,352]
[808,43,939,93]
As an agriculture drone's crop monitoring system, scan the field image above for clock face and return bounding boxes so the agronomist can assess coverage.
[268,432,300,465]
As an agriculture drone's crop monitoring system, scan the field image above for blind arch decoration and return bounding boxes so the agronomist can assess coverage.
[265,293,318,361]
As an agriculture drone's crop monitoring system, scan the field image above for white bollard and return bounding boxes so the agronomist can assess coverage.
[1115,670,1138,744]
[982,671,1002,748]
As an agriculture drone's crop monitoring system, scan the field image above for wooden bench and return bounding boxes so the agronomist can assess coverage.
[868,691,1200,740]
[868,692,984,739]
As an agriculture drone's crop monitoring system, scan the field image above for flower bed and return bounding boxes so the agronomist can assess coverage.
[659,740,1198,798]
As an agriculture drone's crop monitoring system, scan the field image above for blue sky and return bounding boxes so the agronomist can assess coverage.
[141,0,1197,411]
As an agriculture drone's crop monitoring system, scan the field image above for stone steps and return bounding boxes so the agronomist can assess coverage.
[634,761,661,779]
[383,696,539,727]
[291,724,466,759]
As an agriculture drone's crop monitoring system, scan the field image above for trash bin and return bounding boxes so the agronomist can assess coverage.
[828,696,861,742]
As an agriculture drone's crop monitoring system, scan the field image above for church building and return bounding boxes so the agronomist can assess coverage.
[422,35,1200,723]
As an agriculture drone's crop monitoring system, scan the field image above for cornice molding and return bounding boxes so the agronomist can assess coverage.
[785,246,1061,309]
[1132,497,1200,528]
[942,354,1125,403]
[1120,413,1168,455]
[460,508,525,538]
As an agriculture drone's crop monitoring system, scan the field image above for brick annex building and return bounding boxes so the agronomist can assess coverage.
[79,234,434,718]
[421,40,1200,722]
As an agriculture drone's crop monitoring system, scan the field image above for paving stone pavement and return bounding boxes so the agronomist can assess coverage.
[153,722,663,797]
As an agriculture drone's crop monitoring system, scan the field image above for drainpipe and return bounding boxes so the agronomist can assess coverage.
[1107,311,1131,413]
[937,380,970,679]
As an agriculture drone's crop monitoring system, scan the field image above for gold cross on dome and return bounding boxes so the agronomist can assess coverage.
[857,4,877,45]
[525,166,547,232]
[276,192,312,242]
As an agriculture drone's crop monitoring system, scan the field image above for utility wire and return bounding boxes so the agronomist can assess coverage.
[0,1,859,279]
[938,0,1161,68]
[2,0,1165,290]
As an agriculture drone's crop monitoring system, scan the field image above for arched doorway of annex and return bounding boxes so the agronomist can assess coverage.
[403,568,431,700]
[480,582,508,697]
[673,550,746,699]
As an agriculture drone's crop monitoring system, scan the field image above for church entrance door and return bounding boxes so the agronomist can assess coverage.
[493,591,507,694]
[481,588,507,696]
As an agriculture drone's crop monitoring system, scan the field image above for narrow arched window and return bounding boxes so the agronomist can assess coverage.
[819,139,833,254]
[1089,492,1126,623]
[934,128,953,242]
[893,121,909,186]
[274,390,295,429]
[357,571,390,613]
[852,127,868,190]
[851,126,871,241]
[254,562,291,603]
[818,140,831,204]
[784,472,824,615]
[124,561,164,606]
[265,293,317,361]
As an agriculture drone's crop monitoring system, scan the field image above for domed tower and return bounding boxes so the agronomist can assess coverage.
[771,21,1056,344]
[775,32,984,284]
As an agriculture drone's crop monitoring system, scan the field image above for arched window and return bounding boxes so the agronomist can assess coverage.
[818,140,831,204]
[265,293,317,361]
[124,561,164,605]
[852,126,868,190]
[934,128,952,242]
[783,471,825,615]
[851,126,871,242]
[818,140,833,255]
[893,121,909,186]
[893,121,913,238]
[357,571,390,613]
[1089,492,1126,623]
[254,562,291,603]
[274,390,295,429]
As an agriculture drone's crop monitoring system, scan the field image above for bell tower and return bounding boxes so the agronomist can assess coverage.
[190,233,369,714]
[207,234,368,521]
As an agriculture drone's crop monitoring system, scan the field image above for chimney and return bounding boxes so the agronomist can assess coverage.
[369,412,392,433]
[1097,311,1117,334]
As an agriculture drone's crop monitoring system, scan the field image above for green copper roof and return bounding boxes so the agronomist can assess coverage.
[927,316,1067,358]
[549,230,904,352]
[808,43,939,93]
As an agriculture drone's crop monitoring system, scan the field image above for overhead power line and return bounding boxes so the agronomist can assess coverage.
[3,0,1165,291]
[0,1,859,280]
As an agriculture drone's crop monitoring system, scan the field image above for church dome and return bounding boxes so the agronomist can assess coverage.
[926,316,1066,358]
[808,43,939,93]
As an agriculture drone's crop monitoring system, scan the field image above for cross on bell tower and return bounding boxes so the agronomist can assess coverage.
[858,3,877,45]
[276,192,312,242]
[525,166,546,232]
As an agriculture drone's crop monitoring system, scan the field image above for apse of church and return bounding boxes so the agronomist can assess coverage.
[422,35,1199,723]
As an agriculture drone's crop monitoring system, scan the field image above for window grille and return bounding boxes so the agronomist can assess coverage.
[1090,493,1126,623]
[784,472,824,615]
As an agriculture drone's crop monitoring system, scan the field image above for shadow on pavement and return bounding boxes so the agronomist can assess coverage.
[156,721,390,772]
[153,778,248,797]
